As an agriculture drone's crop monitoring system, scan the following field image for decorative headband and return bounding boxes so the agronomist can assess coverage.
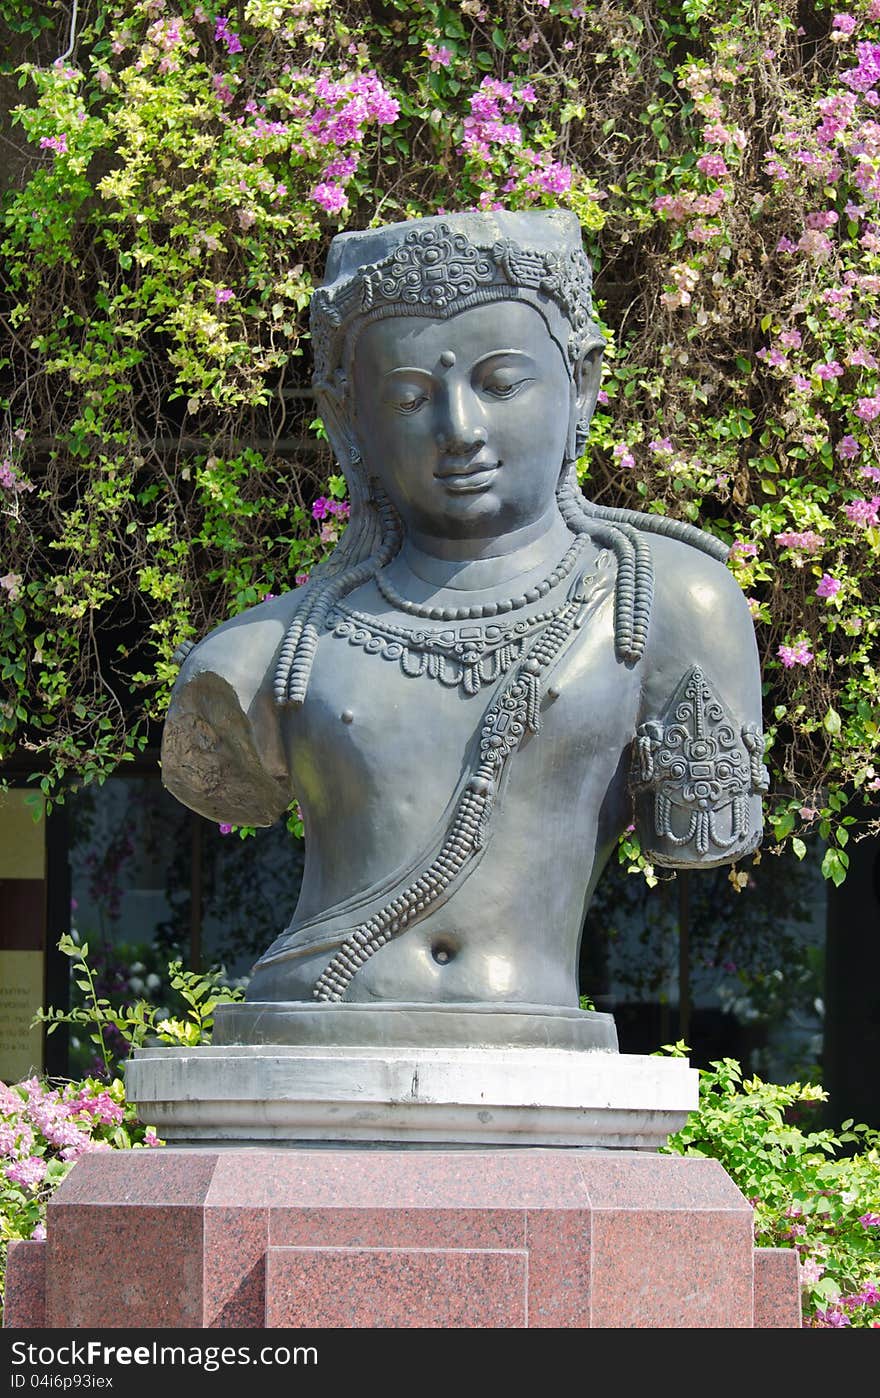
[309,216,605,394]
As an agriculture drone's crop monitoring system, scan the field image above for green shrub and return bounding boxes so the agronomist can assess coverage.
[663,1047,880,1327]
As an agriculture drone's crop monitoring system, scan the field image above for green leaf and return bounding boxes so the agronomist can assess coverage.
[772,811,795,840]
[823,707,841,736]
[821,847,848,886]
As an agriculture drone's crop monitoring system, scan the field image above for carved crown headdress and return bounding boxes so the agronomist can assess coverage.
[309,209,605,396]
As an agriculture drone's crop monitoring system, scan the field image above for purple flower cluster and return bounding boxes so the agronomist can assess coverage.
[654,189,726,223]
[837,434,860,459]
[455,73,575,204]
[311,496,350,521]
[612,442,635,470]
[0,455,34,493]
[844,495,880,525]
[696,153,729,178]
[39,134,67,156]
[775,530,825,553]
[1,1077,155,1193]
[778,640,815,668]
[306,71,399,216]
[214,16,242,56]
[816,573,842,598]
[833,13,858,37]
[462,77,529,158]
[842,41,880,93]
[426,44,453,69]
[855,393,880,420]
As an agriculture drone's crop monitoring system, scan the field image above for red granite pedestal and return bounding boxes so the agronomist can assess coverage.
[2,1147,801,1329]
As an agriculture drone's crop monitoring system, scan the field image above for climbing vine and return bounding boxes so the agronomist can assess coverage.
[2,0,879,877]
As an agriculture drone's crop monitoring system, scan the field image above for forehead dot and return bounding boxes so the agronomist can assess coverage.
[439,350,456,368]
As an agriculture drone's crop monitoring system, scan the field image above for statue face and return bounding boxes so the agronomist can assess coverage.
[351,300,577,540]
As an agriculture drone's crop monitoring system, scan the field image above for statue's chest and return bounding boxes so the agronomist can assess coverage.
[284,597,638,827]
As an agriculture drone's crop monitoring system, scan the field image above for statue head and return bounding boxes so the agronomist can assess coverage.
[309,209,606,526]
[276,212,669,708]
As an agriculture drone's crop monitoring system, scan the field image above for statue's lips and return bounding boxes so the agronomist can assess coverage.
[434,460,501,493]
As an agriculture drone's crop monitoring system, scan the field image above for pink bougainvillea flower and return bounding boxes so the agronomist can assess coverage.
[844,496,880,525]
[0,572,23,601]
[799,1257,825,1283]
[5,1155,48,1189]
[775,531,825,552]
[311,182,348,215]
[39,134,67,155]
[816,1307,851,1327]
[848,346,877,368]
[837,435,860,459]
[778,640,815,667]
[841,39,880,92]
[426,44,453,69]
[816,573,842,598]
[214,16,242,55]
[612,443,635,470]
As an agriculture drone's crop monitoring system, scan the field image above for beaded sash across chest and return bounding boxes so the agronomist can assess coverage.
[326,532,593,695]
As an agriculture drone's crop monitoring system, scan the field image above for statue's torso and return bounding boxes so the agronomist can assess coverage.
[264,556,638,1006]
[160,528,766,1010]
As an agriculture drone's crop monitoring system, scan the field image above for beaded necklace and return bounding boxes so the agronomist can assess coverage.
[373,532,589,622]
[326,533,594,695]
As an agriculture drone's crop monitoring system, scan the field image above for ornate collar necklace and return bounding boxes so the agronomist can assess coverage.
[327,533,598,696]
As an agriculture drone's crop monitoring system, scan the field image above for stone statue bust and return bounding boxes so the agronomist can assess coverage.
[160,209,767,1024]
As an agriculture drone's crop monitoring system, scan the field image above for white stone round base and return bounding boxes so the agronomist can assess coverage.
[125,1044,699,1150]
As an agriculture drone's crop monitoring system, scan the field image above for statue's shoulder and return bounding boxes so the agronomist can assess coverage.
[160,586,310,827]
[636,527,759,712]
[644,528,753,653]
[172,584,308,709]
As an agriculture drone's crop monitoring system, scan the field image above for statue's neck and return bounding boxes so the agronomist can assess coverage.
[399,507,574,593]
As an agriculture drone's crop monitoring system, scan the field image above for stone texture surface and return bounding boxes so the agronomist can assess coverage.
[0,1146,804,1329]
[126,1044,698,1148]
[46,1151,218,1329]
[3,1239,47,1329]
[754,1247,803,1328]
[266,1246,528,1328]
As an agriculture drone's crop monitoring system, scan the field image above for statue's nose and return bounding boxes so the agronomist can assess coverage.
[434,382,488,452]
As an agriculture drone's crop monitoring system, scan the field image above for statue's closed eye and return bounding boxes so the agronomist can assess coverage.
[392,394,429,414]
[482,377,535,399]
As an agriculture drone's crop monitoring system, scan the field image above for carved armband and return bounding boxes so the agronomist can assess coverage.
[630,666,769,869]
